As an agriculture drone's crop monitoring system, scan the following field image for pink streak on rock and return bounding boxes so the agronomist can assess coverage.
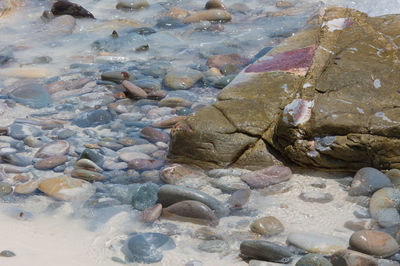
[245,45,316,75]
[344,19,354,27]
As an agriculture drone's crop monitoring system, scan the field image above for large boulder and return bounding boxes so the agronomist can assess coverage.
[169,7,400,171]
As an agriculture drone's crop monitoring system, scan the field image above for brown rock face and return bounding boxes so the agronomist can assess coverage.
[169,7,400,171]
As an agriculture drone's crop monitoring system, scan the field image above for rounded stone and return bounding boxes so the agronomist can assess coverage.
[349,230,399,258]
[163,200,219,226]
[250,216,284,236]
[227,188,251,209]
[182,9,232,23]
[287,232,347,255]
[35,140,70,158]
[198,240,229,253]
[9,83,51,108]
[34,155,67,170]
[71,169,106,181]
[0,250,16,257]
[295,253,332,266]
[331,249,378,266]
[122,233,176,263]
[141,203,162,223]
[241,166,292,189]
[140,127,169,143]
[299,191,334,203]
[131,183,159,211]
[163,69,203,90]
[9,123,41,140]
[14,178,40,194]
[240,240,292,263]
[205,0,226,10]
[349,167,392,196]
[116,0,149,10]
[38,176,94,201]
[122,80,147,98]
[73,109,112,128]
[369,187,400,227]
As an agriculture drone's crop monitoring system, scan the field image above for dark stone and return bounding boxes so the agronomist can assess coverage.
[73,109,112,127]
[240,240,293,263]
[51,0,94,18]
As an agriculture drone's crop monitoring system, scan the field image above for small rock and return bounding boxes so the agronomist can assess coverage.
[287,232,347,255]
[101,71,133,83]
[131,183,159,211]
[205,0,226,10]
[9,84,52,109]
[35,140,70,158]
[182,9,232,23]
[0,182,12,196]
[228,189,251,209]
[116,0,149,10]
[122,80,147,98]
[51,0,94,18]
[73,109,112,128]
[122,233,175,263]
[14,178,40,194]
[71,169,106,181]
[140,127,169,143]
[295,253,332,266]
[299,191,334,203]
[1,153,31,167]
[250,216,284,236]
[331,249,378,266]
[0,250,15,257]
[198,240,229,253]
[163,200,219,226]
[38,176,94,201]
[141,203,162,222]
[75,159,103,172]
[240,240,292,263]
[163,69,203,90]
[344,220,378,231]
[349,230,399,258]
[128,159,164,171]
[349,167,392,196]
[119,151,151,163]
[241,166,292,189]
[34,155,67,170]
[369,187,400,227]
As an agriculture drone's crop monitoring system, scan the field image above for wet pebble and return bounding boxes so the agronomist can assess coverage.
[369,187,400,227]
[227,189,251,209]
[119,151,151,163]
[9,123,41,140]
[101,71,133,83]
[0,182,12,196]
[51,0,94,18]
[122,80,147,99]
[241,166,292,189]
[38,176,94,201]
[71,169,106,181]
[128,159,164,170]
[122,232,175,263]
[182,9,232,23]
[250,216,284,236]
[349,230,399,258]
[349,167,392,196]
[140,127,169,143]
[35,140,69,158]
[34,155,67,170]
[0,250,16,257]
[163,69,203,90]
[131,182,159,211]
[299,191,334,203]
[157,184,228,217]
[1,153,31,167]
[73,109,112,127]
[141,203,162,222]
[206,53,250,69]
[14,178,40,194]
[240,240,292,263]
[116,0,149,10]
[287,232,347,255]
[295,253,332,266]
[163,200,219,226]
[205,0,226,10]
[198,240,229,253]
[9,84,52,109]
[211,175,249,193]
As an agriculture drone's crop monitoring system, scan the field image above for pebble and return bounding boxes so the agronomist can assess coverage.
[0,182,13,196]
[141,203,162,222]
[152,116,185,129]
[75,159,103,172]
[71,169,106,181]
[299,191,334,203]
[79,149,104,166]
[158,97,193,108]
[206,54,250,69]
[211,175,250,193]
[369,187,400,227]
[51,0,94,18]
[73,109,112,128]
[122,232,175,263]
[160,164,207,184]
[116,0,149,10]
[9,123,41,140]
[205,0,226,10]
[349,167,392,196]
[228,189,251,209]
[9,84,52,109]
[0,250,16,257]
[182,9,232,23]
[14,178,40,194]
[287,232,347,255]
[295,253,332,266]
[241,166,292,189]
[140,127,169,143]
[38,176,94,201]
[122,80,147,98]
[101,71,134,83]
[118,144,158,154]
[198,240,230,253]
[250,216,284,236]
[128,159,164,170]
[133,79,162,92]
[157,184,228,217]
[163,200,219,226]
[331,249,378,266]
[34,155,67,170]
[386,169,400,186]
[349,230,399,258]
[240,240,293,263]
[163,69,203,90]
[35,140,70,158]
[131,183,159,211]
[1,153,31,167]
[102,160,128,170]
[119,151,151,163]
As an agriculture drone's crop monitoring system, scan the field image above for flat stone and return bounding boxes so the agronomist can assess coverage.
[349,230,399,258]
[240,240,292,263]
[250,216,284,236]
[128,159,164,170]
[331,249,378,266]
[71,169,106,181]
[131,183,159,211]
[101,71,133,83]
[0,250,16,257]
[140,127,169,143]
[299,191,334,203]
[122,233,175,263]
[163,69,203,90]
[141,203,162,222]
[35,140,70,158]
[163,200,219,226]
[1,153,31,167]
[34,155,67,170]
[73,109,112,127]
[9,84,52,109]
[198,240,229,253]
[182,9,232,23]
[211,175,249,193]
[122,80,147,98]
[241,166,292,189]
[116,0,149,10]
[119,151,151,163]
[349,167,392,196]
[157,184,228,217]
[287,232,347,255]
[295,253,332,266]
[51,0,94,18]
[38,176,94,201]
[9,123,41,140]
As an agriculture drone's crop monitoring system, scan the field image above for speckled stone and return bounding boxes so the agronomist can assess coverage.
[250,216,284,236]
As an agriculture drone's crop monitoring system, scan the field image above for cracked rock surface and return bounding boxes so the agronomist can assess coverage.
[169,6,400,171]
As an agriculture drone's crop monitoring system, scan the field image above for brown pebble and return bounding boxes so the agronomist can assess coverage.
[141,203,162,222]
[34,155,68,170]
[122,80,147,99]
[205,0,226,10]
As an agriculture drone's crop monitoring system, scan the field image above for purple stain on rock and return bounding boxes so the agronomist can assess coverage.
[245,46,316,75]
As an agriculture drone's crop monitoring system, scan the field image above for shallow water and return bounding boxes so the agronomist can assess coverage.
[0,0,400,265]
